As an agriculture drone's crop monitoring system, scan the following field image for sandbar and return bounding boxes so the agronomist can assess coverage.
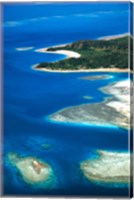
[16,47,34,51]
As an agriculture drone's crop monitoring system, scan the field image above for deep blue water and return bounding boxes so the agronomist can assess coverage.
[2,2,130,197]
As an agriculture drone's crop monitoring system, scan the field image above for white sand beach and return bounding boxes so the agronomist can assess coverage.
[35,43,80,59]
[33,66,129,73]
[98,33,129,41]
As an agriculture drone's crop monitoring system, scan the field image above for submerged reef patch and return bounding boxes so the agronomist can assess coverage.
[80,150,131,187]
[7,153,56,188]
[49,79,131,130]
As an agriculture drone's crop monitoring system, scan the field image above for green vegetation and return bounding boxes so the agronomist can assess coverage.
[36,36,130,70]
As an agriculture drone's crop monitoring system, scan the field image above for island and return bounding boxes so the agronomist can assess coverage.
[7,153,54,186]
[48,79,131,130]
[33,36,131,72]
[80,150,131,186]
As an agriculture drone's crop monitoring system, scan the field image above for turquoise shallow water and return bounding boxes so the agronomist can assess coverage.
[2,2,130,197]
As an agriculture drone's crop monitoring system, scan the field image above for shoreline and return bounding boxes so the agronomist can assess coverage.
[32,65,130,73]
[97,33,129,41]
[35,43,80,59]
[35,43,71,52]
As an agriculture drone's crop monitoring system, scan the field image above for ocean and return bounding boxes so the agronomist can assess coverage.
[2,2,130,197]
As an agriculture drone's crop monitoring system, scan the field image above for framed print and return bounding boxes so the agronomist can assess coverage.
[0,1,133,198]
